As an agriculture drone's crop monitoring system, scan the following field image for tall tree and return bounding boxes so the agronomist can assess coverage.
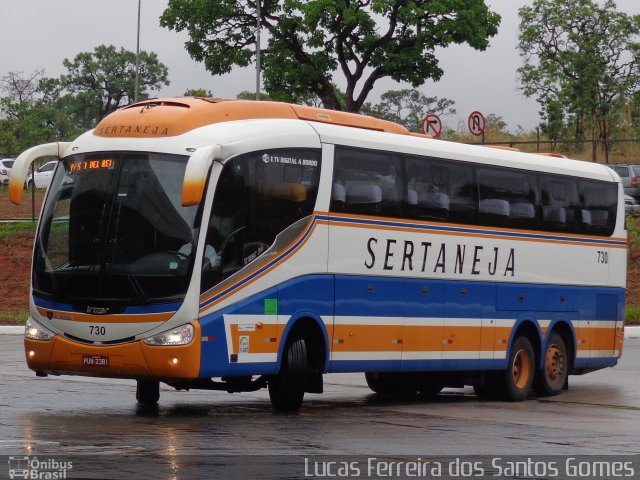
[60,45,170,122]
[0,70,45,104]
[363,89,456,132]
[161,0,500,112]
[518,0,640,155]
[0,71,80,154]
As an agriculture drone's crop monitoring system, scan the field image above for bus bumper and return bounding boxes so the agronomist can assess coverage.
[23,322,201,380]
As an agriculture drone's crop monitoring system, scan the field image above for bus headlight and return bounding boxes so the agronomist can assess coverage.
[144,324,194,346]
[25,317,55,340]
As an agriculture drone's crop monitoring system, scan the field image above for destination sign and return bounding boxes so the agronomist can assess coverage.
[69,159,115,174]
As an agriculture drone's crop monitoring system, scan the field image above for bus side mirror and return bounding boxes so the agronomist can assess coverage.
[9,142,71,205]
[182,145,221,207]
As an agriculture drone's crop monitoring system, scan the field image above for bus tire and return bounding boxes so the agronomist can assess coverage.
[136,379,160,405]
[365,372,420,396]
[533,332,568,396]
[503,335,535,401]
[268,336,308,412]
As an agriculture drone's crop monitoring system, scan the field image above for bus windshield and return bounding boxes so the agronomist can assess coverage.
[33,152,200,307]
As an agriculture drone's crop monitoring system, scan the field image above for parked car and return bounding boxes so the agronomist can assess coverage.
[609,164,640,200]
[25,161,57,189]
[0,158,14,185]
[625,195,640,214]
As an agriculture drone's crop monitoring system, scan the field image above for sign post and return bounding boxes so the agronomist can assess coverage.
[421,113,443,138]
[467,111,486,142]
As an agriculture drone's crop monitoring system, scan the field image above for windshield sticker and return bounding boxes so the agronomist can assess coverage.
[69,158,115,174]
[261,153,318,167]
[239,336,250,353]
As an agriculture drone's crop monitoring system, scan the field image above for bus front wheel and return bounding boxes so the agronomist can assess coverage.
[533,332,568,396]
[268,336,308,412]
[136,379,160,405]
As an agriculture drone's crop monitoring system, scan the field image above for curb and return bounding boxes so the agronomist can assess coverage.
[2,325,640,337]
[0,326,25,335]
[625,325,640,339]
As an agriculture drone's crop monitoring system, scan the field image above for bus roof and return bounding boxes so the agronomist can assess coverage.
[93,98,411,138]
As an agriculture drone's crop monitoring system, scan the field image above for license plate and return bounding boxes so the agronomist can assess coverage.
[82,355,110,367]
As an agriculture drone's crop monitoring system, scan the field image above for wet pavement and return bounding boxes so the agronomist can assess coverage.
[0,334,639,478]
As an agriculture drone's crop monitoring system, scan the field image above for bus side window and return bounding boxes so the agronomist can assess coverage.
[406,158,450,221]
[447,163,477,225]
[579,180,616,236]
[540,176,579,232]
[477,167,537,229]
[201,149,321,294]
[332,147,403,218]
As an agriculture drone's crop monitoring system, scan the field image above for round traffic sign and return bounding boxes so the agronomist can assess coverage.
[467,111,485,136]
[421,113,442,138]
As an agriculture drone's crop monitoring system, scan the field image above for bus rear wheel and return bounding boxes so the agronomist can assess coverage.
[503,335,535,401]
[533,332,568,396]
[268,336,308,412]
[136,379,160,405]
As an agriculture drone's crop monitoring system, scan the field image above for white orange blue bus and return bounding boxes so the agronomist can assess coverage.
[9,98,625,411]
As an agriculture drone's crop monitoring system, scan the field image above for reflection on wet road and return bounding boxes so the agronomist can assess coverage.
[1,335,639,478]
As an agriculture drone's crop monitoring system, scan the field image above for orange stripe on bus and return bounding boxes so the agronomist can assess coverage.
[329,219,626,249]
[327,212,626,244]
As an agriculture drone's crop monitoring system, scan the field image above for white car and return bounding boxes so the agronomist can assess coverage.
[0,158,14,185]
[625,194,640,214]
[26,160,57,189]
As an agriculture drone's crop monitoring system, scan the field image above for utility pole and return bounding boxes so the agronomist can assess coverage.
[135,0,141,102]
[256,0,261,100]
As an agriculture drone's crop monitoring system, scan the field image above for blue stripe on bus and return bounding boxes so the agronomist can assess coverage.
[574,358,618,369]
[197,274,622,377]
[329,359,504,374]
[33,296,182,315]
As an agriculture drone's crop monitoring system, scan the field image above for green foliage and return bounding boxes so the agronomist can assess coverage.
[184,88,214,97]
[626,306,640,325]
[627,213,640,263]
[0,46,170,152]
[60,45,170,122]
[0,311,28,326]
[518,0,640,146]
[236,91,272,101]
[0,221,37,239]
[161,0,500,112]
[362,89,456,132]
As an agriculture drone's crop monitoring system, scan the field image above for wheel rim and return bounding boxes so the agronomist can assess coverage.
[545,344,565,382]
[512,348,531,389]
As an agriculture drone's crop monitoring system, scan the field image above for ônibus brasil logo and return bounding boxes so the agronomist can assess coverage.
[8,456,73,479]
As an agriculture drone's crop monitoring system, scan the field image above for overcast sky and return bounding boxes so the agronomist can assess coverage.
[0,0,638,133]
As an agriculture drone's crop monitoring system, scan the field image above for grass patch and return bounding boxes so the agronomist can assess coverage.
[626,306,640,325]
[0,311,28,325]
[0,221,37,239]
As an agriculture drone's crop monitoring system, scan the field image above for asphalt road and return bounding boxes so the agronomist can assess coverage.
[0,334,638,479]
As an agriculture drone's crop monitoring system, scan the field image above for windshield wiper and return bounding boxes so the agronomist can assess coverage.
[106,203,149,305]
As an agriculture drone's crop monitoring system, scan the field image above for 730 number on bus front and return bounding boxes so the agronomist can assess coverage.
[597,250,609,264]
[89,325,106,336]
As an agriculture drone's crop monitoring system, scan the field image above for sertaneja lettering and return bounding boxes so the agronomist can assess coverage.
[364,237,515,277]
